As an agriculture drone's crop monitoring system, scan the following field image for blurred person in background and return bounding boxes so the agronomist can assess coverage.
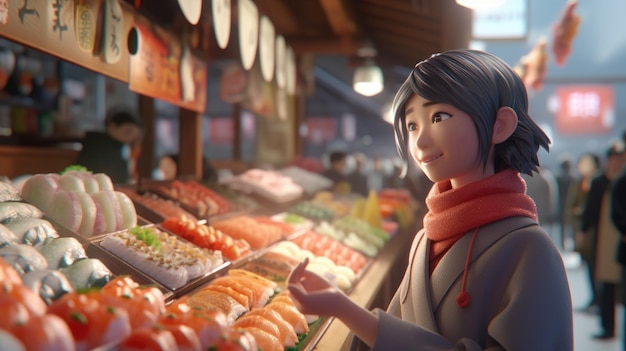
[581,145,626,339]
[322,151,351,192]
[556,156,575,250]
[76,108,144,184]
[349,152,369,196]
[571,152,602,312]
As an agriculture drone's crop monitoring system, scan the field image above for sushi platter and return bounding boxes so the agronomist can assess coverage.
[0,169,413,351]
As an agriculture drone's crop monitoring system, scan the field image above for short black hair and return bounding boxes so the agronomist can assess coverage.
[329,151,347,164]
[105,110,144,129]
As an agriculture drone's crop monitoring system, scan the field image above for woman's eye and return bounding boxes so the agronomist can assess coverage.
[432,112,452,124]
[406,122,416,131]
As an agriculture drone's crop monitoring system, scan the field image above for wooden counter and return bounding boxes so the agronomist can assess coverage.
[0,144,79,178]
[312,224,417,351]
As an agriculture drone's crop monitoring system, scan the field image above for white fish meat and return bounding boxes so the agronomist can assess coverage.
[0,181,22,202]
[22,268,74,305]
[0,202,43,224]
[35,237,87,269]
[5,218,58,246]
[0,244,48,275]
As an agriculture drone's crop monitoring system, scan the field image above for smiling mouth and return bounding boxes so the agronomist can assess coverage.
[421,153,443,163]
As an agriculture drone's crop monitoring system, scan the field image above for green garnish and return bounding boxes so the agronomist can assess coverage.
[70,312,88,324]
[130,227,161,250]
[107,306,116,314]
[61,165,91,175]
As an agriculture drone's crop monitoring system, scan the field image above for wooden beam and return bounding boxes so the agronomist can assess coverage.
[137,95,155,181]
[178,108,203,180]
[253,0,300,35]
[287,36,362,55]
[319,0,359,36]
[232,103,242,161]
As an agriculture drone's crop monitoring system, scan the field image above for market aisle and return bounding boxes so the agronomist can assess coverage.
[565,251,622,351]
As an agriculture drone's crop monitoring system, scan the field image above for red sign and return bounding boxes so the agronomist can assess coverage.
[209,118,233,144]
[307,117,337,144]
[555,85,614,134]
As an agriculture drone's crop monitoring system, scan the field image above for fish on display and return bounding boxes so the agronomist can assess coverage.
[22,268,75,305]
[5,218,59,246]
[0,244,48,275]
[0,201,43,224]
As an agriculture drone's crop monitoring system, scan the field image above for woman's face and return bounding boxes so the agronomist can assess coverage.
[404,94,490,188]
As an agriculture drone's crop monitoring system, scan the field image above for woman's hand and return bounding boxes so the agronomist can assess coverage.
[287,258,344,317]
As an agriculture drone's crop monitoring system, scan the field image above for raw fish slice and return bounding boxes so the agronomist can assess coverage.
[233,314,281,341]
[210,279,256,307]
[36,237,87,269]
[5,218,59,246]
[22,268,74,305]
[188,291,247,324]
[0,181,22,202]
[71,191,97,237]
[0,243,48,275]
[228,268,278,290]
[245,308,298,347]
[71,171,100,193]
[265,301,309,334]
[20,174,58,210]
[94,173,114,191]
[57,172,86,192]
[0,223,18,248]
[201,284,251,310]
[60,257,114,289]
[0,202,43,224]
[91,190,121,234]
[240,326,283,351]
[46,190,83,233]
[115,191,138,231]
[211,276,274,308]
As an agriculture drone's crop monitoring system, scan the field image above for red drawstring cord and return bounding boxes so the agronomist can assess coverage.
[456,227,479,308]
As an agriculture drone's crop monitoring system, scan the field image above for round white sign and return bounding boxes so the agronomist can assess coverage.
[238,0,259,70]
[178,0,202,25]
[285,46,296,95]
[259,16,275,82]
[275,35,286,88]
[212,0,231,49]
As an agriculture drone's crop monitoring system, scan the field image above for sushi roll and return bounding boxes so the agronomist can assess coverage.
[0,223,18,248]
[60,257,114,289]
[35,237,87,269]
[22,268,74,305]
[0,243,48,275]
[5,218,59,246]
[0,201,43,224]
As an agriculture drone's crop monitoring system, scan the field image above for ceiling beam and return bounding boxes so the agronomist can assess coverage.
[319,0,359,36]
[287,36,363,55]
[254,0,300,35]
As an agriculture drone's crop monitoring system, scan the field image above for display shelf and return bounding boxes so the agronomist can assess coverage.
[313,225,416,351]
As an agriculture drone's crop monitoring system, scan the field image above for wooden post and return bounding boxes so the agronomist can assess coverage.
[178,108,203,180]
[233,103,242,161]
[137,95,155,181]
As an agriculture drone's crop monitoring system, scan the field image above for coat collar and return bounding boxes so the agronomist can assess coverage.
[401,216,537,332]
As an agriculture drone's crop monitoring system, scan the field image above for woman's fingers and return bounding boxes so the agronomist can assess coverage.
[287,257,309,285]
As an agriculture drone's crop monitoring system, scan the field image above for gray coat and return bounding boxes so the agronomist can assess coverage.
[373,217,573,350]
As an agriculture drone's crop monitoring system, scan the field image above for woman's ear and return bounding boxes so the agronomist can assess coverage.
[492,107,518,144]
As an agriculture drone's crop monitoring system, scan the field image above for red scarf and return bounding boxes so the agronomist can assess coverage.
[424,169,538,268]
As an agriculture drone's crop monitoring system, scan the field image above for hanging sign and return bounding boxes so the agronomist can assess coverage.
[129,17,207,112]
[555,85,614,135]
[258,15,275,82]
[212,0,231,49]
[238,0,258,70]
[177,0,202,25]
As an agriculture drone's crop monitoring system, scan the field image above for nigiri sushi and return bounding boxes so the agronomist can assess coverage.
[0,223,18,248]
[233,314,280,342]
[188,291,247,325]
[265,301,309,334]
[0,202,43,224]
[239,326,283,351]
[60,258,114,289]
[5,218,59,246]
[244,308,298,347]
[0,244,48,275]
[22,269,74,305]
[36,237,87,269]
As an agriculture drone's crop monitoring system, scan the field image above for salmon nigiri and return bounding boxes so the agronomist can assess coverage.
[244,308,298,347]
[266,301,309,334]
[239,326,283,351]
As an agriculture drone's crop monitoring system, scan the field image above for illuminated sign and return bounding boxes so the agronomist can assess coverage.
[555,85,614,134]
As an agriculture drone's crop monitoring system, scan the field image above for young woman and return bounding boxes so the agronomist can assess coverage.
[288,49,573,350]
